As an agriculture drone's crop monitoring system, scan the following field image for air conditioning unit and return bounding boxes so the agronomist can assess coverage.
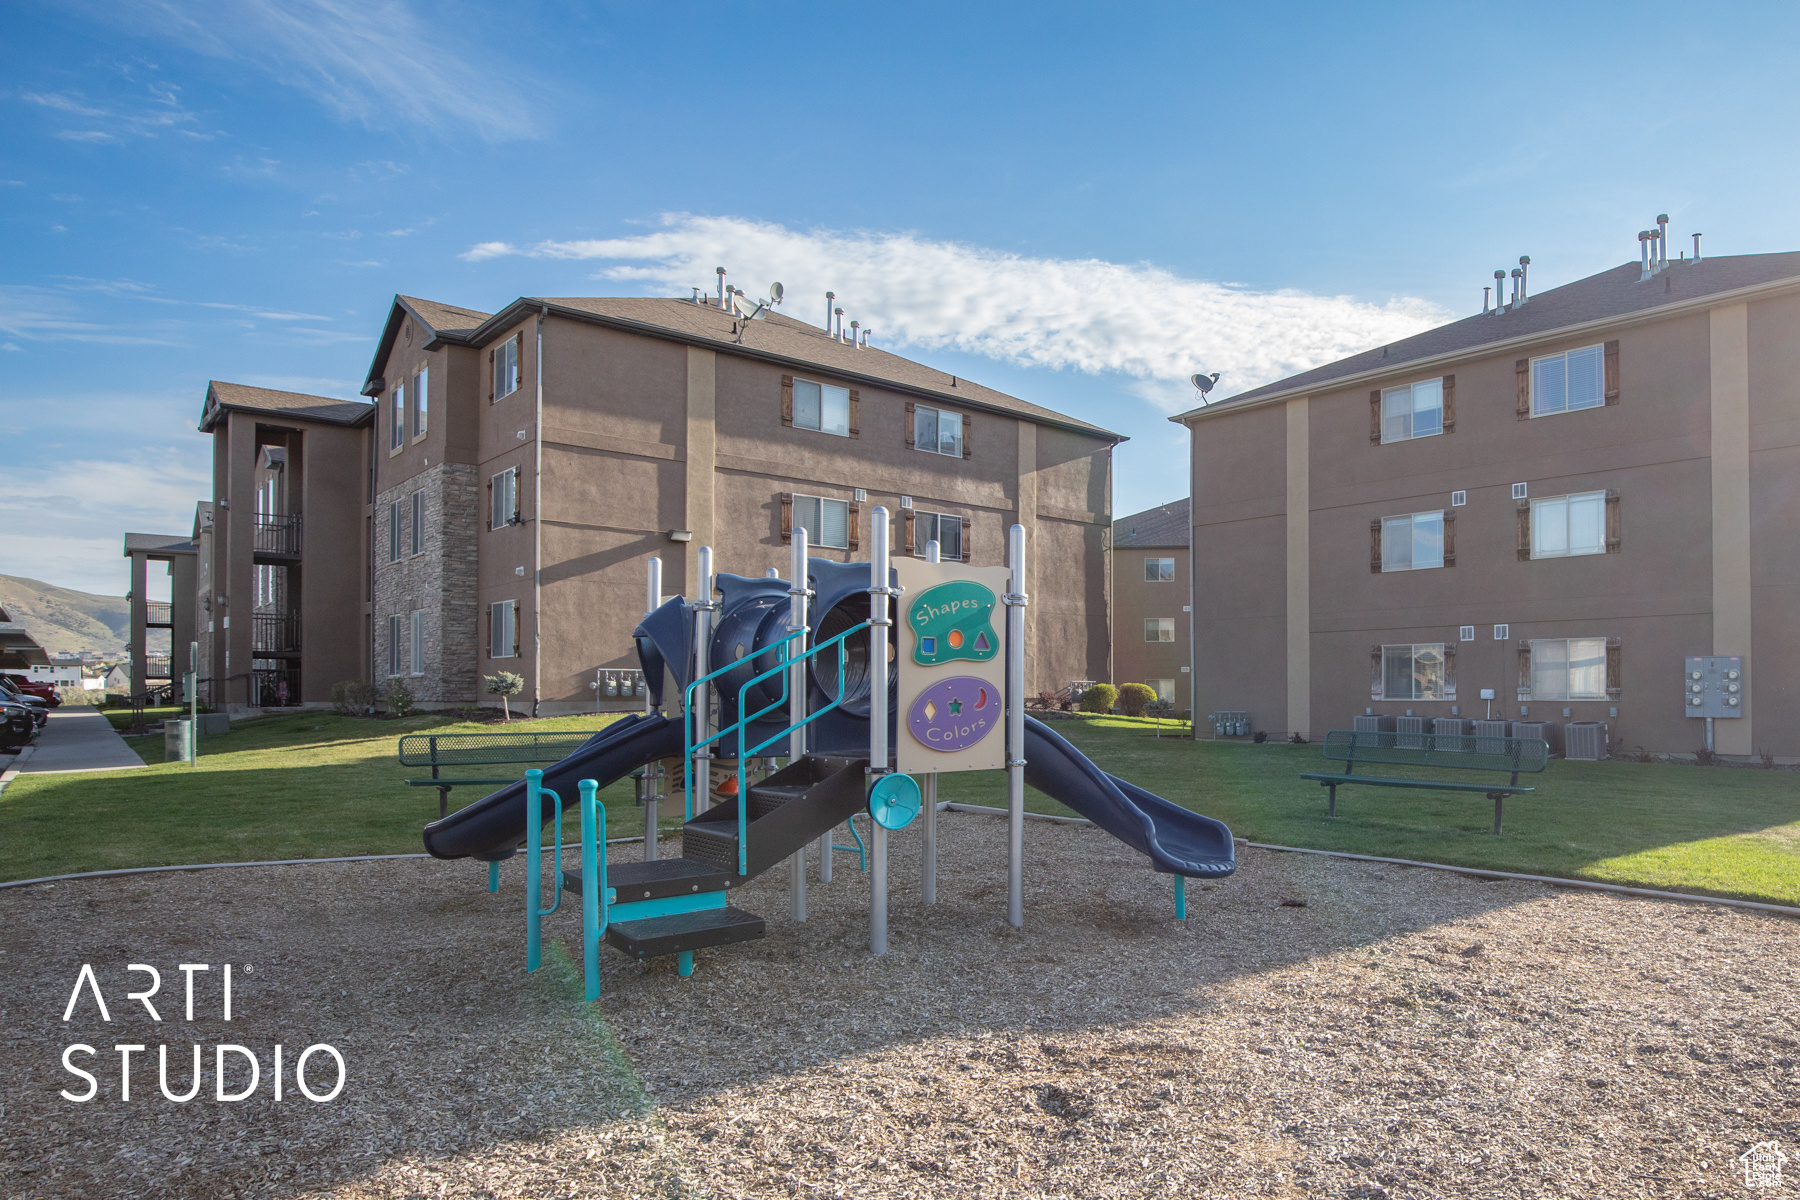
[1471,719,1511,755]
[1564,721,1610,761]
[1395,715,1428,749]
[1352,714,1394,734]
[1512,720,1561,756]
[1431,717,1470,751]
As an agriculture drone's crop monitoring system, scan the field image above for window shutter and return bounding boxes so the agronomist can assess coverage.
[960,516,971,562]
[514,334,524,391]
[1603,340,1620,404]
[903,509,915,554]
[1441,374,1456,433]
[1369,518,1382,574]
[848,388,860,439]
[1442,511,1456,567]
[512,605,520,658]
[1516,500,1531,561]
[1444,643,1458,701]
[1515,358,1530,420]
[488,348,495,402]
[1369,390,1381,443]
[780,374,794,427]
[1370,645,1383,700]
[779,492,793,540]
[1605,488,1621,552]
[486,479,494,531]
[848,501,862,551]
[1517,641,1532,700]
[961,412,973,459]
[1605,637,1622,699]
[904,401,916,449]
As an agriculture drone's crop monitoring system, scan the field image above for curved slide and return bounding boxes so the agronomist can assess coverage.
[421,713,685,862]
[1023,715,1236,878]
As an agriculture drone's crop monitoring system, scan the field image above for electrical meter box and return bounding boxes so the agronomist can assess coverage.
[1683,656,1744,719]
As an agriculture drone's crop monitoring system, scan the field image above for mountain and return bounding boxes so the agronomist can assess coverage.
[0,575,130,659]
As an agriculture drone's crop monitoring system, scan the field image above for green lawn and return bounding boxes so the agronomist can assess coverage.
[2,711,1795,906]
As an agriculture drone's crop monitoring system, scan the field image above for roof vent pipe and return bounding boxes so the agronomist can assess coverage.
[716,266,727,309]
[1483,286,1491,314]
[834,307,844,341]
[1638,232,1652,281]
[1518,255,1530,305]
[1494,270,1506,314]
[850,319,860,348]
[861,328,871,347]
[1657,214,1670,270]
[1510,267,1522,307]
[824,291,835,331]
[1693,232,1703,264]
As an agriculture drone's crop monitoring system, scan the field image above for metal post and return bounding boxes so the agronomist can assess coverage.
[692,546,714,817]
[921,538,940,904]
[526,769,544,971]
[787,532,810,921]
[1005,523,1028,929]
[869,507,891,955]
[187,640,198,766]
[644,556,663,860]
[579,779,605,1003]
[1706,716,1715,754]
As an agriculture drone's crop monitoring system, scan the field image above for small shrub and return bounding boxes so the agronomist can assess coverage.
[1116,683,1157,717]
[1145,700,1175,719]
[330,680,381,716]
[1758,748,1777,769]
[385,677,417,718]
[1058,698,1072,712]
[1077,683,1118,714]
[1252,731,1269,744]
[1289,731,1308,744]
[1693,745,1717,767]
[1034,691,1059,710]
[486,671,525,721]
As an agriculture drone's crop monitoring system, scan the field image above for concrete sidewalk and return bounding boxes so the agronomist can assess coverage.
[13,705,148,774]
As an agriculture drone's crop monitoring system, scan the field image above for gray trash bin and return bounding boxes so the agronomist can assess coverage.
[164,718,195,763]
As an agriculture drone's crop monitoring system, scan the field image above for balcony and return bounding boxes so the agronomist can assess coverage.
[143,656,172,680]
[144,601,172,627]
[252,612,300,657]
[252,665,301,707]
[254,513,302,561]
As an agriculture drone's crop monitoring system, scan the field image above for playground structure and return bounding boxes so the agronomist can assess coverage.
[422,511,1236,998]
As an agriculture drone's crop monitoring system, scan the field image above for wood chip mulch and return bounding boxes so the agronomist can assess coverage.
[1,812,1795,1198]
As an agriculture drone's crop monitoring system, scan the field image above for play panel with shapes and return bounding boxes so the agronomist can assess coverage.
[906,580,999,667]
[907,674,1000,753]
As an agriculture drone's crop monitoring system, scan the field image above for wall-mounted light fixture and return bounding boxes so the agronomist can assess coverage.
[667,530,693,543]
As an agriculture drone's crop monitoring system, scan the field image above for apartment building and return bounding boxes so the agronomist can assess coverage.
[181,291,1120,712]
[1176,239,1800,757]
[1111,499,1191,711]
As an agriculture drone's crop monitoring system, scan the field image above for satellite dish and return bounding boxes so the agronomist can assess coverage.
[1190,371,1221,399]
[769,282,784,304]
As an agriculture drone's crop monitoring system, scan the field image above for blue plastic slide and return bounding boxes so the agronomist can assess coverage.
[421,713,685,862]
[1022,715,1236,878]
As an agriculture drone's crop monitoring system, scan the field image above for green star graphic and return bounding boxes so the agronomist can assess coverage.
[948,698,963,714]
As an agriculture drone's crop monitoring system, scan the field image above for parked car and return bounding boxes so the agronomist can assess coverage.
[0,698,34,752]
[0,677,49,729]
[2,673,61,706]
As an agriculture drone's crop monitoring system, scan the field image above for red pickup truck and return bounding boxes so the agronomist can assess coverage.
[2,674,62,706]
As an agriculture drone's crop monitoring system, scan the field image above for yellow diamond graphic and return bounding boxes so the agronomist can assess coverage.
[923,701,936,721]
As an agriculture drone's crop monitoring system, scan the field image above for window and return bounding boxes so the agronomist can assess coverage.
[410,610,424,675]
[913,404,963,456]
[410,490,424,556]
[489,600,518,659]
[388,500,402,563]
[1380,643,1446,701]
[1528,638,1607,700]
[915,510,962,560]
[793,494,850,549]
[792,378,850,436]
[1381,511,1444,571]
[390,383,405,450]
[1147,678,1175,701]
[1145,557,1175,582]
[1381,378,1442,443]
[387,614,403,676]
[413,366,428,437]
[1144,617,1175,643]
[1531,491,1605,558]
[1531,345,1605,416]
[493,336,520,400]
[490,467,519,529]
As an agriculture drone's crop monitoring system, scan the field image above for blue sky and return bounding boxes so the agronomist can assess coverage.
[5,0,1799,595]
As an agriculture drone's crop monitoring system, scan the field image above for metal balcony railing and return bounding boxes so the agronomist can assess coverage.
[255,513,303,556]
[252,666,301,707]
[144,601,172,626]
[252,612,300,654]
[143,656,172,679]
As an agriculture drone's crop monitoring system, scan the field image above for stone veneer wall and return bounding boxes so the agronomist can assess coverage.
[373,462,479,705]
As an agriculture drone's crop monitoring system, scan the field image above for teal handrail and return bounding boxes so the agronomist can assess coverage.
[577,779,615,1002]
[525,769,564,973]
[683,619,872,875]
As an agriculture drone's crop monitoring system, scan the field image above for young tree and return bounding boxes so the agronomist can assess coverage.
[485,672,524,721]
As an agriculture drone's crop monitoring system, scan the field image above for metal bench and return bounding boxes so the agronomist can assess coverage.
[1299,729,1549,834]
[398,732,600,818]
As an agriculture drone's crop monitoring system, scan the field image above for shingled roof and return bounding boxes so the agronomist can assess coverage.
[199,381,373,432]
[1177,250,1800,420]
[365,293,1124,442]
[1113,498,1189,549]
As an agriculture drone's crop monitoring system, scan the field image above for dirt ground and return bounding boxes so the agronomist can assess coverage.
[1,812,1796,1199]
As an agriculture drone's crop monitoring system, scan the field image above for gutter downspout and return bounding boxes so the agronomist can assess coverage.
[1185,426,1199,740]
[533,305,546,718]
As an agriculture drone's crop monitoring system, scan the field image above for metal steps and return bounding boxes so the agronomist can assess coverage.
[605,906,766,960]
[563,857,725,901]
[680,755,868,884]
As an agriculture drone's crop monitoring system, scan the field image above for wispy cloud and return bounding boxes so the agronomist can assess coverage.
[466,215,1447,405]
[22,85,202,141]
[121,1,538,141]
[0,285,185,346]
